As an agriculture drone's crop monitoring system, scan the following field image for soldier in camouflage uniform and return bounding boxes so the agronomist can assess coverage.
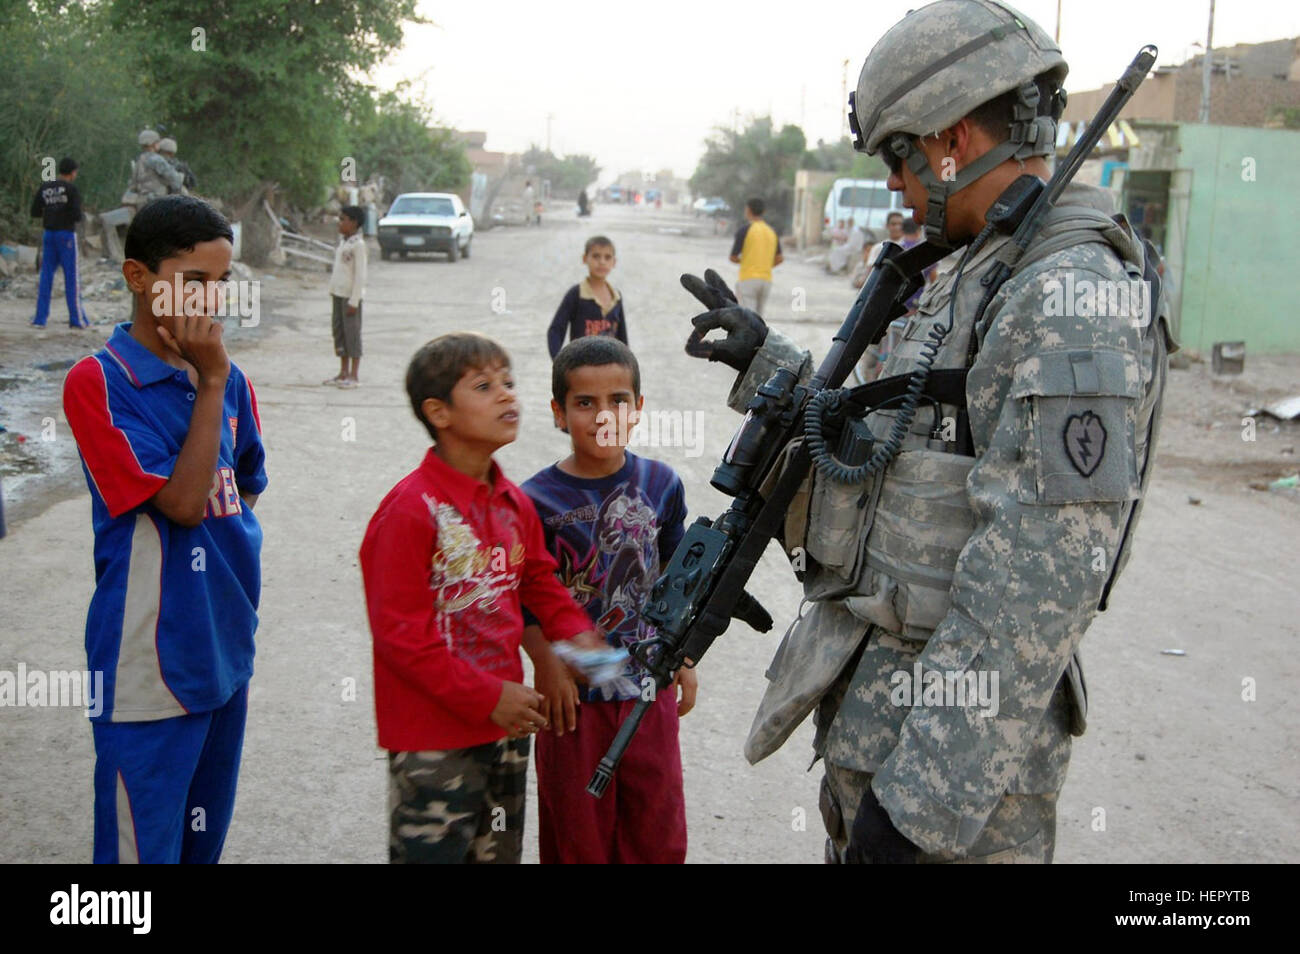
[158,138,197,194]
[683,0,1173,863]
[122,130,184,212]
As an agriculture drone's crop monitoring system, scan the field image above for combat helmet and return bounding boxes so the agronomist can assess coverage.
[159,138,178,154]
[849,0,1068,245]
[138,129,160,147]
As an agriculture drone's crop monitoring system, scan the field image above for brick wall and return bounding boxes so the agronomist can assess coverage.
[1063,73,1300,128]
[1171,74,1300,125]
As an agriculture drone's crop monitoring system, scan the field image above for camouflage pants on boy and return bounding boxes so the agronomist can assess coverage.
[388,738,530,864]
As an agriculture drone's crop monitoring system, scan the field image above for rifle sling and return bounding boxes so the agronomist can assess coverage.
[842,367,969,417]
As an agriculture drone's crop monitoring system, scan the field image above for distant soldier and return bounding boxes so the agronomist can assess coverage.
[158,137,197,193]
[122,129,183,212]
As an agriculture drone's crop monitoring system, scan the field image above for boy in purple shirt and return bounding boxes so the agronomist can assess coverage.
[521,337,694,863]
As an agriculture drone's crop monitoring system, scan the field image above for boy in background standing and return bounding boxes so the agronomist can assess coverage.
[547,236,628,358]
[30,157,90,329]
[325,205,367,388]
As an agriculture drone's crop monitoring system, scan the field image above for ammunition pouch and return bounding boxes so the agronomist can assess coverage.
[798,447,975,639]
[783,431,1089,736]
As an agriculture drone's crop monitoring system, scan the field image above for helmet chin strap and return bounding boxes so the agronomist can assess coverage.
[886,81,1059,247]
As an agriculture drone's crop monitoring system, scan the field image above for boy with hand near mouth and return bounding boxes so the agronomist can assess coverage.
[360,332,605,864]
[62,195,268,863]
[547,236,628,358]
[521,336,695,863]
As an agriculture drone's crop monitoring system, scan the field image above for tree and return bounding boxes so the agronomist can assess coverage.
[1269,105,1300,130]
[107,0,422,208]
[519,146,600,196]
[349,90,471,199]
[690,117,807,234]
[802,137,890,180]
[0,1,149,240]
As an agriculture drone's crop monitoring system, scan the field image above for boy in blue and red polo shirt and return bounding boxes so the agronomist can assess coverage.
[62,196,267,864]
[361,331,604,864]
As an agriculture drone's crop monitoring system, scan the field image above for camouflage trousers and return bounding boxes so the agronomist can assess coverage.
[819,760,1058,864]
[388,738,530,864]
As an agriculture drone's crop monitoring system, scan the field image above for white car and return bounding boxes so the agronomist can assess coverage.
[378,192,473,261]
[822,179,904,241]
[692,196,730,217]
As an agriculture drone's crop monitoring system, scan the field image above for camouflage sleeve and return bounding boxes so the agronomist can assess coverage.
[870,258,1146,856]
[149,153,184,191]
[725,329,813,413]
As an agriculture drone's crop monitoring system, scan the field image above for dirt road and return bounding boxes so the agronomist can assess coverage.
[1,203,1296,863]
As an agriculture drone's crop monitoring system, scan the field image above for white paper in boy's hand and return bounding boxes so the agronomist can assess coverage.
[552,641,630,688]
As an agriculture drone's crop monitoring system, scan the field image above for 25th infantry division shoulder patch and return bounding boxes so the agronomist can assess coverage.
[1064,411,1107,477]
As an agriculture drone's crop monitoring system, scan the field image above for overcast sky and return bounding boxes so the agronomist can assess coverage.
[372,0,1300,184]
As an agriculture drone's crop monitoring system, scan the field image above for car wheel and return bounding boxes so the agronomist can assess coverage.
[381,247,392,261]
[399,250,408,259]
[461,237,471,259]
[448,240,459,262]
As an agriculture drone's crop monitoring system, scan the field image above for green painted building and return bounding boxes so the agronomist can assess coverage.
[1118,121,1300,355]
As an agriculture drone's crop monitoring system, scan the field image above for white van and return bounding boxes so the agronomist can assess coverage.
[823,179,903,240]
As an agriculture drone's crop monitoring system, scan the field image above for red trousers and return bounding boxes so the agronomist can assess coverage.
[535,689,687,864]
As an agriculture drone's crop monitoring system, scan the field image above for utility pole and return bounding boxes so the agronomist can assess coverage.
[841,58,850,138]
[1199,0,1215,123]
[1054,0,1062,43]
[546,113,554,152]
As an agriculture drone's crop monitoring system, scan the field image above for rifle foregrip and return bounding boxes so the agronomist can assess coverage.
[735,589,774,632]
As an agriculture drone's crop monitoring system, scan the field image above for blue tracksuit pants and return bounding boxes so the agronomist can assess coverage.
[91,683,249,864]
[34,229,89,327]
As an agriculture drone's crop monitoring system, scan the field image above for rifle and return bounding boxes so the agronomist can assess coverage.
[585,239,947,797]
[586,45,1159,798]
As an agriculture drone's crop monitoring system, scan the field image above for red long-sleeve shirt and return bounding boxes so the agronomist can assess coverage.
[360,449,593,751]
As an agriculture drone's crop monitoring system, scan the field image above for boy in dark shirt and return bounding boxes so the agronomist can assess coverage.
[522,336,695,863]
[546,236,628,358]
[30,156,90,328]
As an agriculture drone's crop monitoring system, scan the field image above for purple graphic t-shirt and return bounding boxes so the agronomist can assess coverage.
[522,452,687,701]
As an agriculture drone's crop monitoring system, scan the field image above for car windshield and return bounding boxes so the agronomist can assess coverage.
[840,186,892,210]
[390,197,455,216]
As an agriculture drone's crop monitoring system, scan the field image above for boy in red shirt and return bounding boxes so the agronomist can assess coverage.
[360,331,602,864]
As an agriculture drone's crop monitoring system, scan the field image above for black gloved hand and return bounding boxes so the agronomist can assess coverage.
[681,269,768,373]
[845,787,920,864]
